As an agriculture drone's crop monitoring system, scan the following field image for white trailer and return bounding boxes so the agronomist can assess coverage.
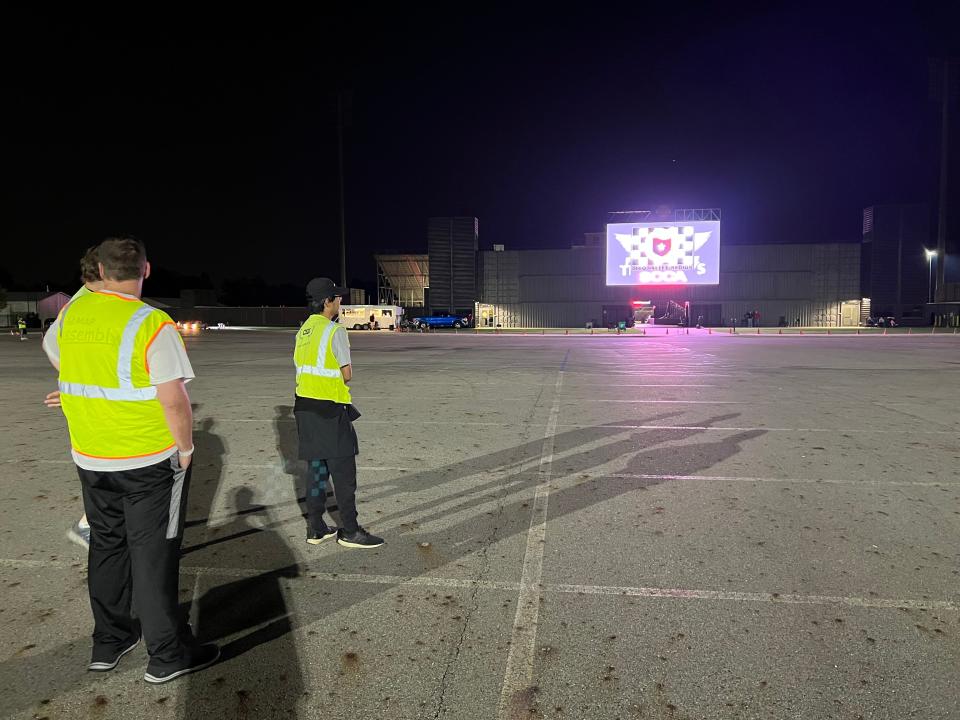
[338,305,403,331]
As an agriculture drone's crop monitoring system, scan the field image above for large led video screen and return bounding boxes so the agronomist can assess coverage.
[605,221,720,286]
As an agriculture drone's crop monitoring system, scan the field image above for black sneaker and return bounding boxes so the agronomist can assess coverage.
[87,636,140,672]
[143,643,220,684]
[337,527,385,549]
[306,525,338,545]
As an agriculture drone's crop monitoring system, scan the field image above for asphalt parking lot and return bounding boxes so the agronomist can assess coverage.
[1,329,958,719]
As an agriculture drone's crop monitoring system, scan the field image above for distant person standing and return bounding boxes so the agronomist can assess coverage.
[17,317,27,340]
[42,237,219,683]
[294,277,383,549]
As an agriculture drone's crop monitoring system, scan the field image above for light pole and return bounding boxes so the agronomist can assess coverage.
[925,248,937,304]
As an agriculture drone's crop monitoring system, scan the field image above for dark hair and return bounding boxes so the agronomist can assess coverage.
[79,245,101,283]
[309,295,338,312]
[98,237,147,281]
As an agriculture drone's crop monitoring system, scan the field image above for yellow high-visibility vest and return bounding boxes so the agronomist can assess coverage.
[294,314,351,404]
[58,291,178,460]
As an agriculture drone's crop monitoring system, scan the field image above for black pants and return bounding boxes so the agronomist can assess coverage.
[78,456,192,664]
[304,455,359,533]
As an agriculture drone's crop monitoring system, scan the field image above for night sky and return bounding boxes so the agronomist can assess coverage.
[2,5,958,298]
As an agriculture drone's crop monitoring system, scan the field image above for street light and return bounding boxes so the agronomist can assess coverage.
[925,248,938,304]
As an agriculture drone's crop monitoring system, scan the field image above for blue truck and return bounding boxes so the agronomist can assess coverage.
[411,312,471,329]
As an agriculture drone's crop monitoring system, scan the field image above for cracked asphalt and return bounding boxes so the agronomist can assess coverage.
[1,330,958,719]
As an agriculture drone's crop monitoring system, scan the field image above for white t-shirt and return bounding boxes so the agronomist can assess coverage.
[43,291,195,471]
[331,325,352,367]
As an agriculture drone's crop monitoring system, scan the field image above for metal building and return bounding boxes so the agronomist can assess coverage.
[861,204,930,321]
[1,291,70,327]
[476,241,864,329]
[375,254,428,307]
[427,217,478,315]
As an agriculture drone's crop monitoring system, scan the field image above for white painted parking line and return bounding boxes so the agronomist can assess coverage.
[555,423,958,436]
[3,558,955,612]
[0,558,74,569]
[209,418,508,426]
[180,565,520,591]
[219,463,415,472]
[546,584,959,612]
[12,458,952,493]
[498,362,565,719]
[17,459,415,472]
[564,384,719,389]
[572,399,745,404]
[562,371,734,377]
[576,472,956,488]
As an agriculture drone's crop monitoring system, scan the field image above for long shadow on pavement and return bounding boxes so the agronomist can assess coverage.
[0,409,764,716]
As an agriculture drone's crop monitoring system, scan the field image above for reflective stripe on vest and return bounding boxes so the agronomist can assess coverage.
[295,319,340,377]
[58,381,157,401]
[59,304,158,402]
[117,306,155,388]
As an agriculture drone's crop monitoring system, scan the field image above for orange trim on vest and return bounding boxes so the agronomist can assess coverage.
[72,442,176,460]
[95,290,141,302]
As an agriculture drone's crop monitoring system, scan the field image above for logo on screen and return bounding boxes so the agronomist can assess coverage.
[615,226,712,282]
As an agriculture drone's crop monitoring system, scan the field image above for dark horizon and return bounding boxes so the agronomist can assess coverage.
[2,6,958,299]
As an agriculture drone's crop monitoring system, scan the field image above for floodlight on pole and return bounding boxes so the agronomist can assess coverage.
[925,248,938,303]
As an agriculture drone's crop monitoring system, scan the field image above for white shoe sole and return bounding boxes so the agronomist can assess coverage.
[88,637,140,672]
[143,647,221,684]
[66,527,90,549]
[337,537,385,549]
[306,532,337,545]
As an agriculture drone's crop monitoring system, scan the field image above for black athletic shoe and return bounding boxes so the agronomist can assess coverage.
[143,643,220,685]
[87,636,140,672]
[306,525,338,545]
[336,527,385,549]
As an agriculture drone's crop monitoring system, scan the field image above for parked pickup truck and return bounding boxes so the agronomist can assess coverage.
[411,312,471,329]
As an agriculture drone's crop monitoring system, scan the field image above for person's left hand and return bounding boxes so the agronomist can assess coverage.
[44,390,62,408]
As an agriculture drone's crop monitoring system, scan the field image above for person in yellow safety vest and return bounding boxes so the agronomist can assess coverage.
[17,317,27,341]
[294,277,384,548]
[54,244,105,550]
[41,237,219,684]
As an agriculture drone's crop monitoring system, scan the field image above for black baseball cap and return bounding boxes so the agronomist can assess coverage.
[306,277,348,301]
